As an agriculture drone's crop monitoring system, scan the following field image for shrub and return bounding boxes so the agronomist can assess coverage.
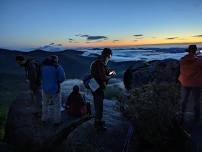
[121,82,181,146]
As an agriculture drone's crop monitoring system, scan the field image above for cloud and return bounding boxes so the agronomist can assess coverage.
[113,40,119,43]
[87,36,108,41]
[68,38,79,43]
[76,34,108,41]
[192,35,202,38]
[133,40,138,42]
[38,43,64,51]
[133,34,144,37]
[166,37,178,40]
[136,37,144,39]
[47,43,62,46]
[80,35,90,38]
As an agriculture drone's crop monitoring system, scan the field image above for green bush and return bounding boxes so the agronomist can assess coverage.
[121,82,181,146]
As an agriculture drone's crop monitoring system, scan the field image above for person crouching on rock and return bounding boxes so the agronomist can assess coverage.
[65,85,90,117]
[178,45,202,124]
[16,55,42,115]
[90,48,116,131]
[41,55,66,125]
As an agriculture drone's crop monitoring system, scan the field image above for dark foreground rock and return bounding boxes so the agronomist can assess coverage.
[4,90,91,152]
[123,59,179,90]
[60,99,130,152]
[182,112,202,152]
[0,142,16,152]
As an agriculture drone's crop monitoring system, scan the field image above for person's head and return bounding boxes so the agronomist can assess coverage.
[50,55,59,64]
[101,48,112,64]
[73,85,79,93]
[186,45,197,54]
[16,55,26,66]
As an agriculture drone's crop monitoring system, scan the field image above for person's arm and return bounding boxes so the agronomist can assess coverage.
[57,65,66,83]
[27,62,38,81]
[79,94,85,105]
[97,62,111,81]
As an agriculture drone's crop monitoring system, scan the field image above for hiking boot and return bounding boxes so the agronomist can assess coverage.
[193,117,200,124]
[94,120,105,128]
[33,112,41,118]
[94,120,107,132]
[96,125,107,132]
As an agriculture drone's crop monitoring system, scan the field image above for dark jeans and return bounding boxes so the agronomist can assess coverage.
[93,88,104,121]
[180,86,201,121]
[30,88,42,113]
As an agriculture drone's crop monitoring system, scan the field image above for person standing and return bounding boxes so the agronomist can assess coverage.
[90,48,116,131]
[178,45,202,123]
[16,55,42,113]
[41,55,66,125]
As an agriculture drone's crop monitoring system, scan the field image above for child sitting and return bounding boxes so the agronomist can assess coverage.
[65,85,90,117]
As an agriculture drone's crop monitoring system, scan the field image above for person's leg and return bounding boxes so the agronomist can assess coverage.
[33,88,42,114]
[93,89,105,129]
[52,93,61,124]
[41,91,49,122]
[180,86,191,123]
[93,90,100,122]
[192,87,201,122]
[86,102,91,115]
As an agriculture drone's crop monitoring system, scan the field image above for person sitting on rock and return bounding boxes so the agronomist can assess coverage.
[65,85,90,117]
[178,45,202,123]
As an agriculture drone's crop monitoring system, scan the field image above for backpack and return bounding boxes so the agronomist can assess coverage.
[26,59,41,85]
[83,74,92,89]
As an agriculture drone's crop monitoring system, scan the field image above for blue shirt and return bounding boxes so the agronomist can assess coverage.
[41,65,66,94]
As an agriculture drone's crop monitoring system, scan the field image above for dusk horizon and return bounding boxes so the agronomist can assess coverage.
[1,0,202,50]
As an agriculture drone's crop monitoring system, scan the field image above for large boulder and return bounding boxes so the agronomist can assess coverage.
[4,89,90,152]
[123,59,179,90]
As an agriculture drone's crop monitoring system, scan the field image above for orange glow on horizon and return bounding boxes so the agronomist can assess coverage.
[63,36,202,48]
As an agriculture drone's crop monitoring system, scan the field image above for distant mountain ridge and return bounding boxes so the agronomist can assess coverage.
[0,48,136,79]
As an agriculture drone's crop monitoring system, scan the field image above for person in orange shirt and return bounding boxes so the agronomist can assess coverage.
[178,45,202,123]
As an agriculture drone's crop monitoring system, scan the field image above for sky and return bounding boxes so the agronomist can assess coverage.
[0,0,202,50]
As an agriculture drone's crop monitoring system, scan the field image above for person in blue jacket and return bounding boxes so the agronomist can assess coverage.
[41,55,66,125]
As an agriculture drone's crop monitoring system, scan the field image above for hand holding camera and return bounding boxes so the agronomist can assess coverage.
[109,70,116,76]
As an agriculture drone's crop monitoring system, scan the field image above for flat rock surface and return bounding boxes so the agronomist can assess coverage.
[62,99,130,152]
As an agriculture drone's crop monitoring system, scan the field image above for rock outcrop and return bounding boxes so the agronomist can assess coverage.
[123,59,179,90]
[4,90,90,152]
[61,99,130,152]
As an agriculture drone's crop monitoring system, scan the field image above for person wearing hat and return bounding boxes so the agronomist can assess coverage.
[90,48,116,131]
[178,45,202,123]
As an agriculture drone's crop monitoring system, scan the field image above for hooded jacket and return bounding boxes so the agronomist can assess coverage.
[178,54,202,87]
[41,60,66,94]
[90,56,110,89]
